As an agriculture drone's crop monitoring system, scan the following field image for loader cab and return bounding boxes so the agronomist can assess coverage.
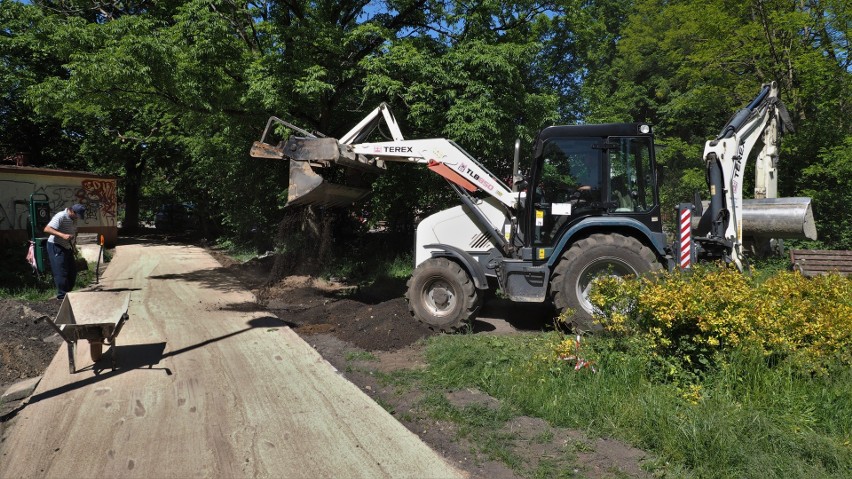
[523,123,661,255]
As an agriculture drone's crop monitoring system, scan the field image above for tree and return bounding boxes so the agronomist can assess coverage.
[802,136,852,249]
[8,0,846,248]
[360,1,576,226]
[582,0,852,246]
[11,1,279,233]
[0,2,82,167]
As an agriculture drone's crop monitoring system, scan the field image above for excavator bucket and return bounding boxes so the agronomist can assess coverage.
[741,197,817,240]
[249,117,384,208]
[694,197,818,240]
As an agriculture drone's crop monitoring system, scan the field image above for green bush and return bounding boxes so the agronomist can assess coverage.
[590,265,852,383]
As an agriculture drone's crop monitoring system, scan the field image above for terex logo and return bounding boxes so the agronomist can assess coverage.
[383,146,413,153]
[457,162,467,172]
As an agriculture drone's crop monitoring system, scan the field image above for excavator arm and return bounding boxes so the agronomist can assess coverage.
[699,81,813,269]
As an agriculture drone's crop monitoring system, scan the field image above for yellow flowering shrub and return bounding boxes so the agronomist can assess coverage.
[589,265,852,378]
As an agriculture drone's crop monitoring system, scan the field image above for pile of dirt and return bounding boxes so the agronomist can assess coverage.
[0,299,62,391]
[197,244,435,351]
[255,275,435,351]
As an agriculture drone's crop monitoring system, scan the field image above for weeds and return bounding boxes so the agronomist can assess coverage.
[0,241,101,300]
[422,332,852,477]
[344,350,378,362]
[213,239,258,263]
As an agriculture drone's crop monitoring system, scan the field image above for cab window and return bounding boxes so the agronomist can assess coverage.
[608,137,654,212]
[538,138,602,205]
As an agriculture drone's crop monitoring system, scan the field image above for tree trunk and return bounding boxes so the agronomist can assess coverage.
[121,155,144,233]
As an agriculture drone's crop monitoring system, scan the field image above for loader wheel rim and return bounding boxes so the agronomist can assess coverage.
[423,279,456,318]
[576,258,636,314]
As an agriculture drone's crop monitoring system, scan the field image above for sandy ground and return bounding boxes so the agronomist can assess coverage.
[1,238,652,479]
[0,242,464,479]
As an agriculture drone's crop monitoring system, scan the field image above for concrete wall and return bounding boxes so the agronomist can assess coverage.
[0,166,119,247]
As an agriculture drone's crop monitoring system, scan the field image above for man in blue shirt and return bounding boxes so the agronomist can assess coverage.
[44,203,86,300]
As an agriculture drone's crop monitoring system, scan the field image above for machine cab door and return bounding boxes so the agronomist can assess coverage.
[530,137,605,247]
[529,133,658,251]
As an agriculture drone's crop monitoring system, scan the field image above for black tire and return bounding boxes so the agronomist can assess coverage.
[550,233,661,332]
[406,258,482,332]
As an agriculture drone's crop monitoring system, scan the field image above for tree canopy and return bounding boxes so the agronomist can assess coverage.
[1,0,849,248]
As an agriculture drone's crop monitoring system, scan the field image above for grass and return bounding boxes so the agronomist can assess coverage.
[747,255,794,284]
[385,254,414,279]
[212,239,259,263]
[0,242,101,300]
[418,333,852,478]
[344,350,378,362]
[371,348,612,478]
[319,252,414,283]
[421,391,525,468]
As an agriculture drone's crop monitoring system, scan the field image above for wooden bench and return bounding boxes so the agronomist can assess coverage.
[789,249,852,277]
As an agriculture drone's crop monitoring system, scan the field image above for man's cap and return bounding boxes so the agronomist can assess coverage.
[71,204,86,216]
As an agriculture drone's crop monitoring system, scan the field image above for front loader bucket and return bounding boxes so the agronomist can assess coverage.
[287,159,372,207]
[250,129,384,208]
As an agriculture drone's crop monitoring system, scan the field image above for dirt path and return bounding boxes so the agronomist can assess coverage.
[0,242,465,479]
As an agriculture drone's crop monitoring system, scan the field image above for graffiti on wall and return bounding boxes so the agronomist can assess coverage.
[0,178,118,231]
[0,180,36,230]
[81,179,118,218]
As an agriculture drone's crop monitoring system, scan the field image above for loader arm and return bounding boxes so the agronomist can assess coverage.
[249,103,515,209]
[349,139,516,208]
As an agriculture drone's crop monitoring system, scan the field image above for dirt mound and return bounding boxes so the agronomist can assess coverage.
[257,276,434,351]
[0,299,62,390]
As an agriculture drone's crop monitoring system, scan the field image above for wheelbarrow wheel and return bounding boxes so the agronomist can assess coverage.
[90,341,104,362]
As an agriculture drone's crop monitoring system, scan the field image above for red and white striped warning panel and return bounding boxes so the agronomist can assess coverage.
[679,208,692,269]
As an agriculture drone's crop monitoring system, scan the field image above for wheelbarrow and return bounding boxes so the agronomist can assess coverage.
[40,291,131,373]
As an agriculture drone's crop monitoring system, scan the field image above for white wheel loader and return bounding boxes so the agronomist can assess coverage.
[250,82,816,332]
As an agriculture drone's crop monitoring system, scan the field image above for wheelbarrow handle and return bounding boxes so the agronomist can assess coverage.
[106,313,130,344]
[36,315,74,344]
